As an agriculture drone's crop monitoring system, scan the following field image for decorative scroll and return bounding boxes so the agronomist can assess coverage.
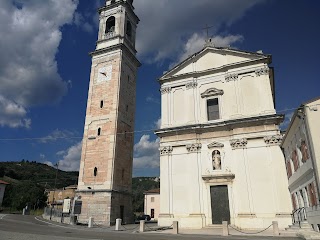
[255,67,269,76]
[186,143,202,152]
[264,135,283,145]
[185,81,198,89]
[201,88,224,98]
[207,141,224,149]
[160,146,173,155]
[230,138,248,149]
[160,87,172,94]
[225,73,238,82]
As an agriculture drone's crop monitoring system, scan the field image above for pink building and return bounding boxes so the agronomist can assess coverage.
[0,180,9,207]
[144,188,160,220]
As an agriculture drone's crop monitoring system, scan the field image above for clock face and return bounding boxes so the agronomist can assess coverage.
[97,65,112,83]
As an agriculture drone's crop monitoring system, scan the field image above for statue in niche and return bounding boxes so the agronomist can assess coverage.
[212,150,221,170]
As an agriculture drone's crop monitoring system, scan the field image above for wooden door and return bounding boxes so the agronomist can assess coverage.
[210,185,230,224]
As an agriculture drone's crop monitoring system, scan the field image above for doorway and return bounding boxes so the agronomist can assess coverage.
[210,185,230,224]
[120,205,124,221]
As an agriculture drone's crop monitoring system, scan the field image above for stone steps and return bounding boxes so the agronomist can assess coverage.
[205,224,222,229]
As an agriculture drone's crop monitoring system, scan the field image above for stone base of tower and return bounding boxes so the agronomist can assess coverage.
[76,190,133,226]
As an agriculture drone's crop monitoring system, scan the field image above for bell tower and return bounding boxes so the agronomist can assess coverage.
[77,0,140,225]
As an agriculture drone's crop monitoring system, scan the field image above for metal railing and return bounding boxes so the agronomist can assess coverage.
[292,207,307,227]
[44,207,63,218]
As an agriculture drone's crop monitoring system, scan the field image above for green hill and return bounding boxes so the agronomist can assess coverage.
[0,161,78,210]
[0,161,159,213]
[132,177,160,213]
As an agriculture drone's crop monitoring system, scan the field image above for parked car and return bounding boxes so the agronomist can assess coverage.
[137,214,151,221]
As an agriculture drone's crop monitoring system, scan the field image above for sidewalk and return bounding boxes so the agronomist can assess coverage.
[38,216,300,238]
[143,224,298,238]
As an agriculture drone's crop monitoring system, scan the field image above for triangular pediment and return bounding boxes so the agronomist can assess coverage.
[160,47,269,81]
[207,141,224,149]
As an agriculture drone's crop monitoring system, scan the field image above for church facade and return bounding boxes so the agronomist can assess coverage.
[155,41,292,229]
[76,0,140,225]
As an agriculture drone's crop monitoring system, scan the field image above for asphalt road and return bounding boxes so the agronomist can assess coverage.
[0,214,299,240]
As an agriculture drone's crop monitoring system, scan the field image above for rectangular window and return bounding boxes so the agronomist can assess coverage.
[207,98,219,121]
[151,197,154,202]
[151,209,154,218]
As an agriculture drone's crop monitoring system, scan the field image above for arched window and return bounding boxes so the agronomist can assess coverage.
[94,167,98,177]
[100,100,104,108]
[98,128,101,136]
[106,16,115,34]
[286,159,292,178]
[292,150,299,171]
[308,182,317,206]
[300,140,309,162]
[126,21,132,38]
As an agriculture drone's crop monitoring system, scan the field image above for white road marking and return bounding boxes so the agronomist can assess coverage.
[34,216,88,231]
[0,214,7,220]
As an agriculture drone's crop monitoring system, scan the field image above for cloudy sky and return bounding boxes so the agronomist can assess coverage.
[0,0,319,176]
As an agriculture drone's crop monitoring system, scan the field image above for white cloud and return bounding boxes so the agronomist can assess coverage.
[154,118,161,129]
[43,142,82,171]
[133,135,160,169]
[169,33,243,69]
[0,95,31,128]
[280,111,294,130]
[0,0,79,128]
[74,12,94,33]
[58,142,82,171]
[44,161,54,168]
[146,95,160,104]
[39,129,78,143]
[134,0,262,63]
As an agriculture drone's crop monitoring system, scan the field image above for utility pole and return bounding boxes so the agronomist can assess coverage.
[50,162,59,220]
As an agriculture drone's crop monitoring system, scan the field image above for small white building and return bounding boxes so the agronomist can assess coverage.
[0,180,9,207]
[144,188,160,220]
[281,97,320,231]
[155,41,292,229]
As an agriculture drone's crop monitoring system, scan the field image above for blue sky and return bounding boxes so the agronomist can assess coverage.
[0,0,319,177]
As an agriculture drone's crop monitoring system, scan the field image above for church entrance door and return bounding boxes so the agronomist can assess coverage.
[210,185,230,224]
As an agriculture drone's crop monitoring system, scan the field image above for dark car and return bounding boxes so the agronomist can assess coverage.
[137,214,151,221]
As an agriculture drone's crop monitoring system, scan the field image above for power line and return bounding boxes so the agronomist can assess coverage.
[0,104,318,142]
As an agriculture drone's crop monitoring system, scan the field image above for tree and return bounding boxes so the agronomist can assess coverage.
[0,166,5,177]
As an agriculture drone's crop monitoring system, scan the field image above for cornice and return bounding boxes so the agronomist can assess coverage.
[98,1,140,23]
[155,114,284,137]
[264,134,283,145]
[90,43,141,67]
[159,146,173,155]
[159,57,269,83]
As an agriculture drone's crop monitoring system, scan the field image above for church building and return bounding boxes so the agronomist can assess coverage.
[155,40,292,229]
[76,0,140,225]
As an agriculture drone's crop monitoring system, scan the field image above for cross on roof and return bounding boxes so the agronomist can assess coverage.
[203,24,214,39]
